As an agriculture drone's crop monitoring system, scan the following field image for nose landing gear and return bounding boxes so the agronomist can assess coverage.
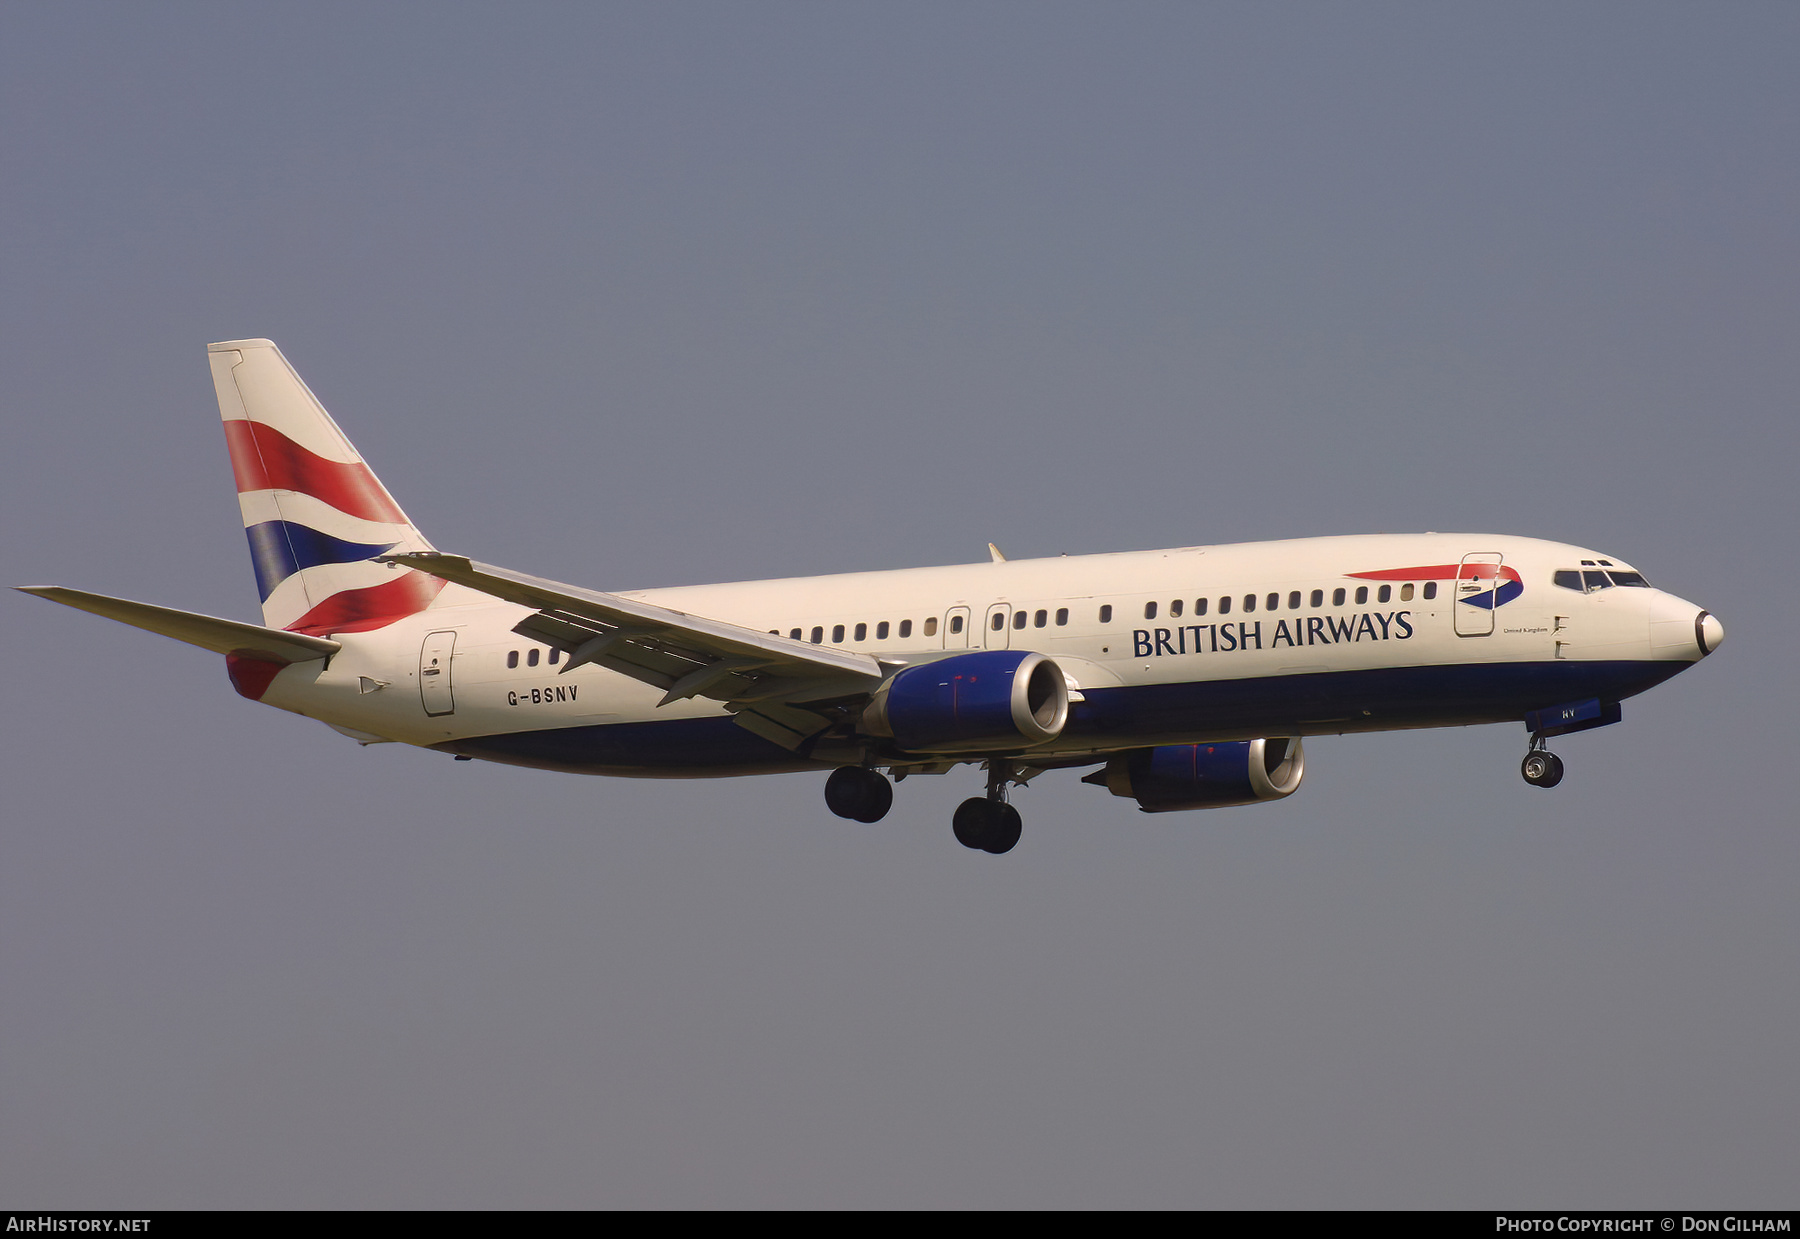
[952,760,1024,854]
[1521,738,1565,788]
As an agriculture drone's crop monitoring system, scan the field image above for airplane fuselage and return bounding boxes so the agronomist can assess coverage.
[255,532,1713,777]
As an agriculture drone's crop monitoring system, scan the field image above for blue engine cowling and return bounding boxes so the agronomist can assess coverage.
[1082,738,1305,813]
[861,650,1070,754]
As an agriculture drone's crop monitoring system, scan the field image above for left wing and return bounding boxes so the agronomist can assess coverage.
[386,553,888,748]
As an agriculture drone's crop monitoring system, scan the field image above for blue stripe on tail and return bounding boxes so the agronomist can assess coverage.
[246,521,398,601]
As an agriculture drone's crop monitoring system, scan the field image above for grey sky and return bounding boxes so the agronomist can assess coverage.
[2,2,1795,1207]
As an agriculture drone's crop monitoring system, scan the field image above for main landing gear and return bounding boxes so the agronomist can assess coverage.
[824,766,893,823]
[952,760,1023,855]
[823,761,1025,853]
[1521,737,1565,789]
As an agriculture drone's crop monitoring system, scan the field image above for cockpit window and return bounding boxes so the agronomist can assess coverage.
[1557,567,1650,592]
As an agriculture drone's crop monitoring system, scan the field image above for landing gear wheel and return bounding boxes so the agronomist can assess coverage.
[1521,751,1565,788]
[953,798,996,849]
[825,767,894,822]
[982,804,1022,854]
[855,772,894,822]
[952,798,1023,853]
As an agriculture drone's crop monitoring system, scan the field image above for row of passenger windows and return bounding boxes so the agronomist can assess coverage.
[1135,582,1436,621]
[770,582,1441,648]
[767,608,1077,645]
[512,563,1642,666]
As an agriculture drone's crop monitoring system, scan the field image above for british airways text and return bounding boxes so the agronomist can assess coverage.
[1132,611,1414,657]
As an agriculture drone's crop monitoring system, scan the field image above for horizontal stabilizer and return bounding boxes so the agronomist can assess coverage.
[17,586,341,664]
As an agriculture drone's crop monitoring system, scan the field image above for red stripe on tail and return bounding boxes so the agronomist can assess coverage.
[223,420,408,525]
[285,571,447,637]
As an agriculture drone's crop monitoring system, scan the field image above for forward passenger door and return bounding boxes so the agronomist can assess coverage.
[1454,553,1504,637]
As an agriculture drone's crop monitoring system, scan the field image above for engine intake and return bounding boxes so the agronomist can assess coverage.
[862,649,1069,754]
[1084,738,1305,813]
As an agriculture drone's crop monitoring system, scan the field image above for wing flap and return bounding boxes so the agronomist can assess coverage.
[17,586,341,664]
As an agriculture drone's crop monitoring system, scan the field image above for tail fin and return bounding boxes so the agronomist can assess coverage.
[208,339,446,635]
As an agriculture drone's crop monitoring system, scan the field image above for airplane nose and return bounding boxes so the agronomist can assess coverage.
[1698,611,1724,656]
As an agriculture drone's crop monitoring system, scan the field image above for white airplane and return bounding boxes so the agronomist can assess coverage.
[20,339,1724,853]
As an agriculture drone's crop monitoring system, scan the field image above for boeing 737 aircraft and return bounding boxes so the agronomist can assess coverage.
[20,340,1723,853]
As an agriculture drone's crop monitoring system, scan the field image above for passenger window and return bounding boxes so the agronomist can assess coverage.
[1219,596,1232,615]
[854,622,867,641]
[949,615,963,634]
[1354,586,1368,605]
[1377,585,1391,603]
[1266,593,1278,612]
[1287,591,1300,610]
[1144,601,1157,620]
[1013,611,1026,629]
[528,648,540,667]
[1055,608,1068,626]
[1333,588,1346,606]
[832,624,846,643]
[1310,589,1323,608]
[1170,599,1183,618]
[923,617,938,636]
[550,648,561,664]
[877,621,890,640]
[1034,609,1047,628]
[991,612,1005,631]
[1244,594,1256,613]
[811,627,823,644]
[507,650,519,669]
[790,628,802,640]
[1099,605,1113,623]
[1195,598,1208,616]
[1423,582,1437,600]
[1400,583,1414,601]
[900,619,913,638]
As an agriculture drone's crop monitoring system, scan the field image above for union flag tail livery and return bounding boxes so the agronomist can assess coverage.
[207,339,445,636]
[17,340,1725,855]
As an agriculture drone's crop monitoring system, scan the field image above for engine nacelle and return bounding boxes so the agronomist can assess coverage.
[862,650,1070,754]
[1084,738,1305,813]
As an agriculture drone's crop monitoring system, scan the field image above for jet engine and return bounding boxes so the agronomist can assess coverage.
[1083,738,1305,813]
[861,649,1069,754]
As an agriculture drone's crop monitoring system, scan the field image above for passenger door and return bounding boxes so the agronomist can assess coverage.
[419,630,458,715]
[1453,553,1504,637]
